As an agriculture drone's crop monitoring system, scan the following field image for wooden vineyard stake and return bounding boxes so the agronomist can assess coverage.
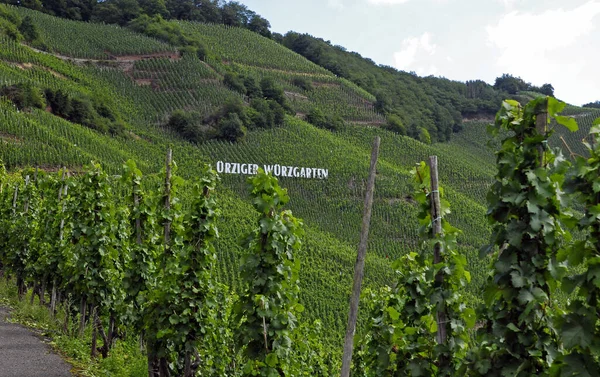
[164,148,172,251]
[536,101,548,166]
[429,156,448,359]
[340,136,380,377]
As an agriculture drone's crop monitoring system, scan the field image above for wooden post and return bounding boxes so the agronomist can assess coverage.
[91,306,98,358]
[23,175,31,301]
[79,296,87,337]
[59,172,69,242]
[52,168,67,315]
[50,276,58,314]
[164,148,172,249]
[429,156,447,351]
[134,175,142,245]
[12,184,18,214]
[24,175,30,213]
[135,194,142,245]
[340,136,380,377]
[536,99,548,167]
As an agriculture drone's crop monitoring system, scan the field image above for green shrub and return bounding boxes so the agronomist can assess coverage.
[384,114,406,135]
[18,15,39,41]
[292,76,313,91]
[223,72,246,95]
[418,127,431,144]
[218,112,246,142]
[0,83,45,110]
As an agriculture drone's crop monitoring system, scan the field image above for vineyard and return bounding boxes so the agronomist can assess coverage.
[1,4,600,376]
[177,21,331,75]
[13,6,177,59]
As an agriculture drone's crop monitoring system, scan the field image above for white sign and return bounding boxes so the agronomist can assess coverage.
[216,161,328,179]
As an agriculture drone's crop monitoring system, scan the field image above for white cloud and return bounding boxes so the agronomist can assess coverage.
[328,0,345,10]
[487,1,600,105]
[367,0,411,5]
[497,0,518,8]
[393,32,438,75]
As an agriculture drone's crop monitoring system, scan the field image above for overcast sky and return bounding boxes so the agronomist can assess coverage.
[237,0,599,106]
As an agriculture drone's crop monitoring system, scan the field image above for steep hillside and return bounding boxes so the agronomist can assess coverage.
[177,20,385,126]
[1,6,597,353]
[282,33,507,140]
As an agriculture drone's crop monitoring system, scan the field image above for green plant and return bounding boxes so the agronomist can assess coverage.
[355,160,472,376]
[62,162,125,357]
[235,169,305,376]
[552,116,600,376]
[471,97,576,376]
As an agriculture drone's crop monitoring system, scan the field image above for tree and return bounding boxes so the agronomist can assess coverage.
[223,73,246,95]
[292,77,313,91]
[18,15,39,42]
[261,77,289,111]
[0,83,45,110]
[166,110,203,142]
[418,127,431,144]
[164,0,194,19]
[244,75,262,98]
[247,98,285,130]
[66,0,96,21]
[193,0,221,23]
[68,97,97,128]
[218,113,246,142]
[306,107,326,128]
[45,88,71,117]
[40,0,68,16]
[91,0,141,26]
[12,0,42,10]
[248,14,271,38]
[493,73,527,94]
[384,114,406,135]
[220,1,252,27]
[374,92,392,114]
[139,0,169,17]
[539,83,554,96]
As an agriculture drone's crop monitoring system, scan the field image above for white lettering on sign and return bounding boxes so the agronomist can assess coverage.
[215,161,329,179]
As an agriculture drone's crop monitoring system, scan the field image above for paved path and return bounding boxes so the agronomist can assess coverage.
[0,307,73,377]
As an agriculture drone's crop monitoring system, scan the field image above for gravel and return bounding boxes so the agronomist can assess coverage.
[0,306,73,377]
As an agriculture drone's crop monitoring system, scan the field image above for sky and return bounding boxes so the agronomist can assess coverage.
[237,0,600,106]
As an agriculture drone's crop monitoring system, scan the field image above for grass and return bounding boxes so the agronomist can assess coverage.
[0,278,147,377]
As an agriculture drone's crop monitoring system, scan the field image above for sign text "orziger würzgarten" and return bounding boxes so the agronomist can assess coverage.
[216,161,329,179]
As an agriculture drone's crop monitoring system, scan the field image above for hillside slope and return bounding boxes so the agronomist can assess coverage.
[1,7,597,350]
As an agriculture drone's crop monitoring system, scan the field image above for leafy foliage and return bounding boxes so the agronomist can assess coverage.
[355,160,472,376]
[493,73,554,97]
[354,255,437,376]
[470,97,573,376]
[282,32,504,142]
[235,169,305,376]
[552,116,600,376]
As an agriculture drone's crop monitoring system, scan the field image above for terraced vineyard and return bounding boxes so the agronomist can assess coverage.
[13,6,177,59]
[1,6,598,355]
[179,21,332,75]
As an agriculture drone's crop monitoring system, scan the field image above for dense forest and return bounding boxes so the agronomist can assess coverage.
[0,0,569,143]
